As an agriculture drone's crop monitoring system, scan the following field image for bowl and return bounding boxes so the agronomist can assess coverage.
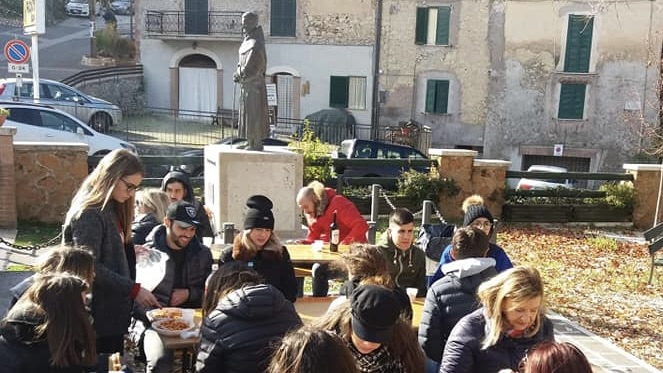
[151,318,195,337]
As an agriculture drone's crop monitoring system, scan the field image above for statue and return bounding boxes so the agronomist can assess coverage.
[234,11,269,151]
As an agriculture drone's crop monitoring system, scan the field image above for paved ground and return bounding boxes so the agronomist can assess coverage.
[0,229,660,372]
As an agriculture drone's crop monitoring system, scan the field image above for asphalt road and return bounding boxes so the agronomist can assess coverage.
[0,14,134,81]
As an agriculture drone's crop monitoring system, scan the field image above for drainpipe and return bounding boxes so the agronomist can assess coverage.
[370,0,383,140]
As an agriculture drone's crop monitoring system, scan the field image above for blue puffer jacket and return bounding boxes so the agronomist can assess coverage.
[140,225,213,311]
[196,284,302,373]
[440,308,555,373]
[418,258,497,362]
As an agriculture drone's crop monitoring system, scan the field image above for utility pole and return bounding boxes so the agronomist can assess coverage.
[89,0,96,57]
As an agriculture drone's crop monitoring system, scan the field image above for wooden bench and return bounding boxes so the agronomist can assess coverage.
[642,222,663,284]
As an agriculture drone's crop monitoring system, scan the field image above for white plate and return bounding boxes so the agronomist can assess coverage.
[146,308,194,322]
[151,318,195,337]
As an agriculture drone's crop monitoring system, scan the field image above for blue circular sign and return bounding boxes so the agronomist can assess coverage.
[4,39,30,64]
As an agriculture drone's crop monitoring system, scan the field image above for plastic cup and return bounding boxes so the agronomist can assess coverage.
[406,287,418,303]
[312,240,324,252]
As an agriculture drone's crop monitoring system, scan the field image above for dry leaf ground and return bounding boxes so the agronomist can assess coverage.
[499,224,663,369]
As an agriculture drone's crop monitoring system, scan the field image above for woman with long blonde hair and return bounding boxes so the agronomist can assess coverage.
[63,149,160,355]
[441,266,554,373]
[132,188,170,244]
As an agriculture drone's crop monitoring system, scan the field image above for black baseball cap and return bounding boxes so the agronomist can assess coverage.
[166,200,200,228]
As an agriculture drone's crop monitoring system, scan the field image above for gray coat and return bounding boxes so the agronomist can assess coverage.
[66,204,134,337]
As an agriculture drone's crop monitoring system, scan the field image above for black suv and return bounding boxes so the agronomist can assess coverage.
[333,139,429,178]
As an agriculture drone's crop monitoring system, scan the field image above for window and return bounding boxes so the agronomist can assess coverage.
[558,83,586,119]
[47,84,80,102]
[425,79,449,113]
[415,6,451,45]
[271,0,296,37]
[563,15,594,73]
[329,76,366,110]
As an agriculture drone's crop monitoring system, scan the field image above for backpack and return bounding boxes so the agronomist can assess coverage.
[416,223,456,262]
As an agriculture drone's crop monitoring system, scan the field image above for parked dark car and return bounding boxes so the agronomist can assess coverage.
[333,139,430,179]
[174,137,290,176]
[110,0,133,15]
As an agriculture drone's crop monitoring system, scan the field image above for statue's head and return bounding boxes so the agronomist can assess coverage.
[242,12,259,34]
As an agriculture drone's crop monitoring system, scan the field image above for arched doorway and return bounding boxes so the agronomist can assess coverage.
[178,54,217,119]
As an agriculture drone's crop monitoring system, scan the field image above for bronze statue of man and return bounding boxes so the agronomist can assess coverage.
[234,11,269,151]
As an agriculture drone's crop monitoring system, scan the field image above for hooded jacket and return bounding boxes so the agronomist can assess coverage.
[140,225,213,312]
[431,243,513,284]
[418,258,497,362]
[302,188,368,244]
[196,284,302,373]
[377,237,427,297]
[161,171,213,239]
[0,304,91,373]
[440,308,555,373]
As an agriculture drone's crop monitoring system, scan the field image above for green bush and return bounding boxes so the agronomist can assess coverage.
[95,25,136,59]
[288,120,334,185]
[600,181,636,209]
[397,168,458,206]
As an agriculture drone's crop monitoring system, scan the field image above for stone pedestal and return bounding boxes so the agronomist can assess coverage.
[0,127,17,229]
[624,163,662,229]
[429,149,477,220]
[204,145,303,239]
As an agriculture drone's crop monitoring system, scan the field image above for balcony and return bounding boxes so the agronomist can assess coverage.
[145,10,243,40]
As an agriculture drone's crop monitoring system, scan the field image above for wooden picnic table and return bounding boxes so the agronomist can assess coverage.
[210,243,350,267]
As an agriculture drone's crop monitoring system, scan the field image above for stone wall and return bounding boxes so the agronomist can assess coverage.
[13,143,88,224]
[74,75,145,115]
[0,128,17,229]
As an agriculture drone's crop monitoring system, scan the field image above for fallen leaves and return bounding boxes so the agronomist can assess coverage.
[499,224,663,369]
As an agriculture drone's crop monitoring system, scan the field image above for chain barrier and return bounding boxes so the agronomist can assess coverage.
[0,231,62,255]
[380,189,398,211]
[379,189,441,219]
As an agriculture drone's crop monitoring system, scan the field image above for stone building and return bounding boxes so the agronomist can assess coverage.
[136,0,376,125]
[378,0,663,172]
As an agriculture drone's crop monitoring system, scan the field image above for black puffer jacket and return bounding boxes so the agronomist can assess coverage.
[418,258,497,362]
[196,284,302,373]
[131,213,160,245]
[440,308,555,373]
[0,304,92,373]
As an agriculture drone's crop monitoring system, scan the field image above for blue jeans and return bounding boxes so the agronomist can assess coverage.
[425,357,441,373]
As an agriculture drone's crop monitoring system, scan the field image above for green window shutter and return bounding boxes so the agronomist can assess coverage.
[564,15,593,73]
[435,80,449,113]
[435,6,450,45]
[425,80,436,112]
[330,76,349,108]
[271,0,296,37]
[558,83,586,119]
[415,8,429,45]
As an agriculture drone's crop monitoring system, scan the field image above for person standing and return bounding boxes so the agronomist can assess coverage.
[63,149,160,355]
[161,170,214,240]
[377,208,427,297]
[418,226,497,373]
[296,180,368,296]
[137,200,213,373]
[440,266,555,373]
[220,195,298,302]
[234,11,269,151]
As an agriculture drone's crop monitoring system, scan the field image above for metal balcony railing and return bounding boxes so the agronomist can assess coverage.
[145,10,243,37]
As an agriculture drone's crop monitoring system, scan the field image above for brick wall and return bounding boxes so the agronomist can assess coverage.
[0,128,17,229]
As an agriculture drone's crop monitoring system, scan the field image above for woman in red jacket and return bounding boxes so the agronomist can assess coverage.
[296,181,369,296]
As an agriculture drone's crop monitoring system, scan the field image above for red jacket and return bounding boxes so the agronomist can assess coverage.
[303,189,368,244]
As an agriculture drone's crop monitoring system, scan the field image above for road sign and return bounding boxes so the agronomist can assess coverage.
[8,63,30,73]
[4,40,31,64]
[266,83,278,106]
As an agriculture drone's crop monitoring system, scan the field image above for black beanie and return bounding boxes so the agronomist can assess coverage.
[244,195,275,230]
[463,205,494,227]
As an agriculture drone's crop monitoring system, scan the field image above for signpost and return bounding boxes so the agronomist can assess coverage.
[4,40,31,76]
[23,0,45,99]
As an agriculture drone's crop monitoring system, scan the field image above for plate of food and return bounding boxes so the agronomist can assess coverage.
[146,307,193,322]
[151,318,195,337]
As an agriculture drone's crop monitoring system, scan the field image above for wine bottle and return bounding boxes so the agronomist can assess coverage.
[330,210,340,252]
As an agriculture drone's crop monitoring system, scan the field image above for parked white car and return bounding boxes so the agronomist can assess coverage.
[3,102,136,156]
[0,78,122,133]
[516,165,575,190]
[65,0,90,16]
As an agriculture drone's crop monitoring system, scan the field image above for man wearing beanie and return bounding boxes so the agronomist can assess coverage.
[313,284,424,372]
[220,195,298,302]
[430,195,512,283]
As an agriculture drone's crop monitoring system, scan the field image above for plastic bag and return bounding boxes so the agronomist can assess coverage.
[135,247,168,292]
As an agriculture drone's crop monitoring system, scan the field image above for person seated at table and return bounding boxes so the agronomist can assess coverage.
[267,325,359,373]
[378,208,427,297]
[132,188,170,245]
[161,170,214,241]
[512,341,592,373]
[296,181,369,296]
[418,226,497,373]
[0,273,96,372]
[135,200,213,373]
[196,261,302,373]
[431,195,513,283]
[327,243,412,321]
[314,284,424,372]
[8,244,95,313]
[440,266,554,373]
[220,195,298,302]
